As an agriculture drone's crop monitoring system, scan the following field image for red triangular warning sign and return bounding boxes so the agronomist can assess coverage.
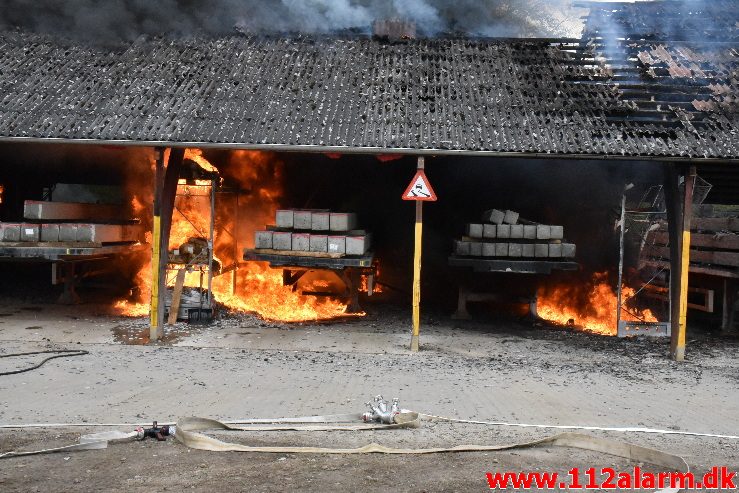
[402,170,437,201]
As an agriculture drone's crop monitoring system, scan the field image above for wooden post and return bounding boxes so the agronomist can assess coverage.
[410,157,424,352]
[149,148,165,341]
[150,147,185,342]
[664,164,695,361]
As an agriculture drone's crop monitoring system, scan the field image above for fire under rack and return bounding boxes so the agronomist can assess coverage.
[0,243,148,304]
[243,250,375,313]
[448,257,579,321]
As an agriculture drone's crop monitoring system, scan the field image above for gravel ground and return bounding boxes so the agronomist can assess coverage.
[0,302,737,491]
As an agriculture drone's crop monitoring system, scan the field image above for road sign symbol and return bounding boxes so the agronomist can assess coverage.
[402,170,437,201]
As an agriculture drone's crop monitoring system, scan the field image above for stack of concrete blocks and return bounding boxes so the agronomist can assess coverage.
[254,209,371,256]
[0,199,142,244]
[454,209,576,259]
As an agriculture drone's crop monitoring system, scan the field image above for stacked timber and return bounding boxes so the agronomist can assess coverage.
[641,204,739,275]
[453,209,576,259]
[253,209,371,257]
[0,199,142,245]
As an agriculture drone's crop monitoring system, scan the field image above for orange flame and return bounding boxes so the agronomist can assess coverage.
[113,149,358,322]
[536,272,658,335]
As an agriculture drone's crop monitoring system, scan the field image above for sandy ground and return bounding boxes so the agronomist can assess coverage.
[0,301,737,491]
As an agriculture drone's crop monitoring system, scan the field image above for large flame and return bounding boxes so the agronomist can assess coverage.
[536,272,658,335]
[113,148,357,322]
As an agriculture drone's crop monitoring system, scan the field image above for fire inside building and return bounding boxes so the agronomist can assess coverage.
[0,0,736,362]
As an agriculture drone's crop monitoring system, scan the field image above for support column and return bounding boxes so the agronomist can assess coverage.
[663,164,695,361]
[149,147,185,342]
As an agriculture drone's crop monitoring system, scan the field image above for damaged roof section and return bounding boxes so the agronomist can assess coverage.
[0,0,736,159]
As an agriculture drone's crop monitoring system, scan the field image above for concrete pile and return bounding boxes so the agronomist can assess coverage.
[254,209,371,256]
[0,198,142,244]
[454,209,576,259]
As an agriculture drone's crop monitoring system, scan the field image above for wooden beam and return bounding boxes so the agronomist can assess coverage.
[644,245,739,267]
[655,218,739,232]
[167,269,187,325]
[150,147,185,342]
[665,165,696,361]
[647,231,739,251]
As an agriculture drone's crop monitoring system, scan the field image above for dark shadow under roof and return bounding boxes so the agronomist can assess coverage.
[0,2,737,160]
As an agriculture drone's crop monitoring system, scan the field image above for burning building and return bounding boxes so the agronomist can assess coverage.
[0,0,736,359]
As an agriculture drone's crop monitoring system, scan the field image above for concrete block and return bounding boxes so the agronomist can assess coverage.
[466,223,483,238]
[24,201,124,221]
[509,224,523,239]
[330,213,358,232]
[311,212,330,231]
[272,231,292,250]
[293,211,313,230]
[536,224,551,240]
[508,243,523,257]
[483,224,496,238]
[59,224,78,242]
[481,209,505,225]
[455,240,471,256]
[254,230,273,249]
[550,225,564,240]
[469,242,482,257]
[522,244,536,257]
[275,210,294,228]
[19,224,38,242]
[549,243,563,258]
[20,224,40,242]
[482,242,496,257]
[328,236,346,254]
[40,224,60,242]
[346,234,371,255]
[497,224,511,239]
[309,234,328,252]
[523,225,537,239]
[503,210,519,225]
[562,243,577,258]
[495,243,509,256]
[535,243,549,258]
[76,224,142,243]
[1,223,21,242]
[291,233,310,251]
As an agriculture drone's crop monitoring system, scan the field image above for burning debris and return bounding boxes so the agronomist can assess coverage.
[536,272,658,336]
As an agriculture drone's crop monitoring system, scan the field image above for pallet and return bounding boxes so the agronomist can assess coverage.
[250,248,345,259]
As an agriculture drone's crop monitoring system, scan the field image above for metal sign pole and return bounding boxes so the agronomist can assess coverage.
[410,157,424,352]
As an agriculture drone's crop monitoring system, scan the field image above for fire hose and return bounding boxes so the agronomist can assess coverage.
[0,350,89,376]
[2,396,737,493]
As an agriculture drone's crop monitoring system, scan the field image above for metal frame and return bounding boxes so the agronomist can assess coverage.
[165,178,217,321]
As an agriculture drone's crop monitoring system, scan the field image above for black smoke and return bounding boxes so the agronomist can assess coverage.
[0,0,584,42]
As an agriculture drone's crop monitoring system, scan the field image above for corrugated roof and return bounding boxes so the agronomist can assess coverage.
[0,3,736,159]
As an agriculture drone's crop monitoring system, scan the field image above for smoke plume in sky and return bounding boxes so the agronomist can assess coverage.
[0,0,585,41]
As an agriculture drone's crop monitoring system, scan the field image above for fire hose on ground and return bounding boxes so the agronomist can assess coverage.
[1,396,738,492]
[0,350,89,376]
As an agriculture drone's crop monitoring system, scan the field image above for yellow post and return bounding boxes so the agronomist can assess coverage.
[672,166,696,361]
[410,157,424,352]
[149,148,166,342]
[150,215,162,340]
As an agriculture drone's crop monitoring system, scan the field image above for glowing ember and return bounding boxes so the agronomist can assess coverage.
[536,272,658,336]
[112,148,359,322]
